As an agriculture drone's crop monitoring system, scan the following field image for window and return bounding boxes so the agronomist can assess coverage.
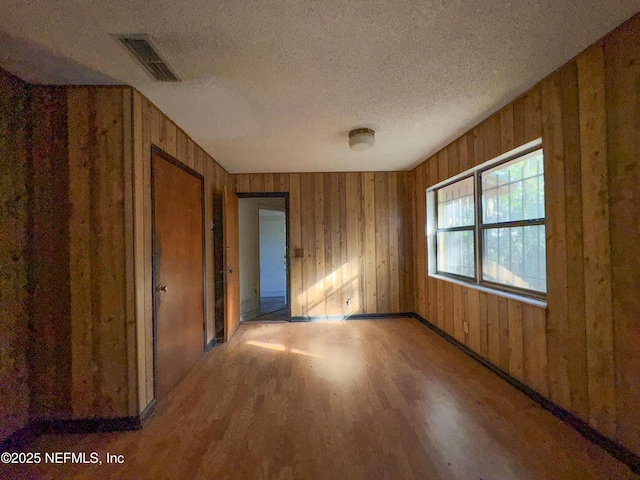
[429,141,546,298]
[435,176,475,278]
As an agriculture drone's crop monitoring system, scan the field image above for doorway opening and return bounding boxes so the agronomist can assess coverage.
[238,193,290,322]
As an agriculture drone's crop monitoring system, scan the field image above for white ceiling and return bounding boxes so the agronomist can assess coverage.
[1,1,639,173]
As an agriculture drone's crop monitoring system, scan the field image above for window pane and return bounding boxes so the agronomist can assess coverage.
[437,230,475,278]
[437,176,475,228]
[482,225,546,292]
[482,149,544,224]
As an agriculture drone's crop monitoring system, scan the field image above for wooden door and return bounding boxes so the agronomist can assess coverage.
[153,151,205,398]
[223,185,240,341]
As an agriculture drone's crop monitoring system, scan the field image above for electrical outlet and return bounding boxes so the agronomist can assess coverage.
[346,298,352,306]
[463,321,469,334]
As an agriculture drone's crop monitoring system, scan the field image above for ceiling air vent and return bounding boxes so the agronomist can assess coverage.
[116,35,180,82]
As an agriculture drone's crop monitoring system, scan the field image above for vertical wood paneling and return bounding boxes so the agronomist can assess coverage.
[443,281,454,337]
[236,174,250,192]
[313,173,325,316]
[512,96,526,147]
[577,43,616,437]
[374,173,389,312]
[541,72,571,409]
[227,171,409,319]
[329,173,342,315]
[524,85,543,142]
[289,174,303,316]
[500,104,515,153]
[344,173,359,314]
[338,174,347,315]
[363,173,376,313]
[606,16,640,454]
[165,121,176,157]
[472,125,484,167]
[522,304,549,396]
[67,89,93,418]
[409,13,640,457]
[483,113,501,162]
[63,87,134,419]
[415,165,427,319]
[122,88,137,416]
[398,172,412,312]
[498,296,510,373]
[447,140,460,177]
[92,89,129,416]
[458,136,470,172]
[486,293,500,366]
[263,173,274,192]
[0,71,30,439]
[467,289,480,352]
[478,292,488,358]
[388,173,399,312]
[176,129,188,168]
[300,173,315,316]
[452,283,463,341]
[131,90,231,412]
[31,87,71,420]
[507,299,524,381]
[560,61,589,418]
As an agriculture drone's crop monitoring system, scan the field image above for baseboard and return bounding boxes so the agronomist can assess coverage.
[0,423,42,452]
[291,312,414,322]
[411,312,640,475]
[1,413,149,453]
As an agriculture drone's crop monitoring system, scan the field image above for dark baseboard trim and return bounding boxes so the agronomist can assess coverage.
[411,312,640,475]
[291,312,414,322]
[1,414,149,452]
[0,423,43,452]
[38,416,141,435]
[205,337,218,352]
[139,399,157,427]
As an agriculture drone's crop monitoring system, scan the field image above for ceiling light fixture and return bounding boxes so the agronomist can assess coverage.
[349,128,375,151]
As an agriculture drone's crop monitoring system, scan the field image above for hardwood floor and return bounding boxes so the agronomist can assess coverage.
[2,319,635,479]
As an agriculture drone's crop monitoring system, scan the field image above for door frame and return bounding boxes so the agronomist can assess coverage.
[150,145,207,399]
[236,192,291,320]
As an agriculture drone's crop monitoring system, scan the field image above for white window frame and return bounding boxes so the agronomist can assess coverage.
[427,138,546,302]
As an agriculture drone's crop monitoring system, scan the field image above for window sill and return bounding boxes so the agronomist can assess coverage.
[428,273,547,308]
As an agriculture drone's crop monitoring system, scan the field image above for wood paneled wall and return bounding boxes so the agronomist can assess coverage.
[29,86,73,421]
[132,90,230,413]
[0,70,29,439]
[1,79,233,437]
[411,14,640,456]
[232,172,414,318]
[1,79,142,437]
[65,87,137,419]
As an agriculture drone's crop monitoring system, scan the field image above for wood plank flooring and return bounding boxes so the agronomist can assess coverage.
[2,319,635,480]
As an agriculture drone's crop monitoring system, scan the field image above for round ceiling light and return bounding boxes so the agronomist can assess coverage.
[349,128,375,151]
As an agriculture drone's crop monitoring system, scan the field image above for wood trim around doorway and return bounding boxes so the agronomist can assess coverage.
[236,192,291,320]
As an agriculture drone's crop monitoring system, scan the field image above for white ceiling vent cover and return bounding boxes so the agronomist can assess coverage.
[116,34,179,82]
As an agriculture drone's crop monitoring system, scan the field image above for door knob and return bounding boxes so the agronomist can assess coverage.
[156,285,168,292]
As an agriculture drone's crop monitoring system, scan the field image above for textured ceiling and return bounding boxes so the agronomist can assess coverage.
[1,1,639,173]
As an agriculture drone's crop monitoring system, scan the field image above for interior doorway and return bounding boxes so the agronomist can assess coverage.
[238,194,289,321]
